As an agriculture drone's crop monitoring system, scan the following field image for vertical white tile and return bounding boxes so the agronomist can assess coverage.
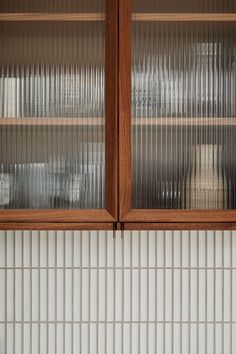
[148,269,156,322]
[233,270,236,322]
[173,270,181,322]
[132,269,139,322]
[215,269,223,321]
[140,269,148,321]
[90,231,97,268]
[23,269,31,322]
[124,270,131,322]
[131,231,139,267]
[81,269,89,322]
[65,231,73,268]
[165,323,172,354]
[39,231,47,268]
[198,269,206,322]
[90,269,97,322]
[56,324,64,354]
[124,232,131,267]
[207,231,214,268]
[48,324,55,354]
[190,324,197,354]
[107,231,114,268]
[115,232,122,268]
[223,232,231,268]
[0,231,6,267]
[123,324,131,354]
[65,269,72,322]
[6,232,14,267]
[65,323,72,354]
[73,231,81,268]
[23,231,31,268]
[165,231,173,268]
[132,324,139,354]
[115,270,122,322]
[48,231,56,268]
[0,270,5,321]
[157,269,164,322]
[207,270,214,321]
[182,270,190,322]
[190,231,198,268]
[97,324,105,353]
[173,324,181,354]
[32,269,39,321]
[0,323,6,354]
[190,270,197,322]
[99,269,106,321]
[198,231,206,268]
[32,324,39,354]
[165,269,172,322]
[56,232,65,268]
[73,324,80,354]
[148,324,156,354]
[6,324,13,354]
[15,231,22,268]
[107,324,114,354]
[107,269,114,322]
[90,323,97,354]
[140,231,147,267]
[98,231,106,268]
[181,231,190,268]
[24,324,30,354]
[15,324,21,354]
[73,269,81,322]
[173,231,181,268]
[148,231,157,268]
[31,232,39,268]
[215,231,223,268]
[48,269,55,322]
[7,269,13,321]
[207,324,214,354]
[140,323,147,354]
[40,269,47,322]
[224,270,231,322]
[56,269,64,322]
[232,231,236,268]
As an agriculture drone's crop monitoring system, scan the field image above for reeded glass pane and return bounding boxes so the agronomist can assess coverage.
[133,0,236,13]
[0,12,105,208]
[132,10,236,209]
[0,0,104,13]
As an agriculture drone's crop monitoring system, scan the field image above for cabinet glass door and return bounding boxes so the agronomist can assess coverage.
[131,1,236,211]
[0,0,117,221]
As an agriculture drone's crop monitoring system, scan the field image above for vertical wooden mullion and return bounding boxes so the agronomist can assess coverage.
[105,0,118,218]
[119,0,132,219]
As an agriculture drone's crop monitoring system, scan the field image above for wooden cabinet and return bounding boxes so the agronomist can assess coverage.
[0,0,118,228]
[1,0,236,229]
[119,0,236,227]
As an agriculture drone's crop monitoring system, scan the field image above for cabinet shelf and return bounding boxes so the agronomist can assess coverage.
[0,118,104,126]
[1,13,235,23]
[132,13,236,22]
[132,118,236,126]
[0,13,105,21]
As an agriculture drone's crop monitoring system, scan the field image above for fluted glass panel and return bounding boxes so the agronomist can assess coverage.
[0,17,105,208]
[133,0,236,13]
[0,0,104,13]
[132,16,236,209]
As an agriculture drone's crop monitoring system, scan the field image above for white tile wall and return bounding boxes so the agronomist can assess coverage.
[0,230,236,354]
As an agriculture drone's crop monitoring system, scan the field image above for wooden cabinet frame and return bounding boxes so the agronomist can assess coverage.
[119,0,236,224]
[0,0,118,227]
[1,0,236,229]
